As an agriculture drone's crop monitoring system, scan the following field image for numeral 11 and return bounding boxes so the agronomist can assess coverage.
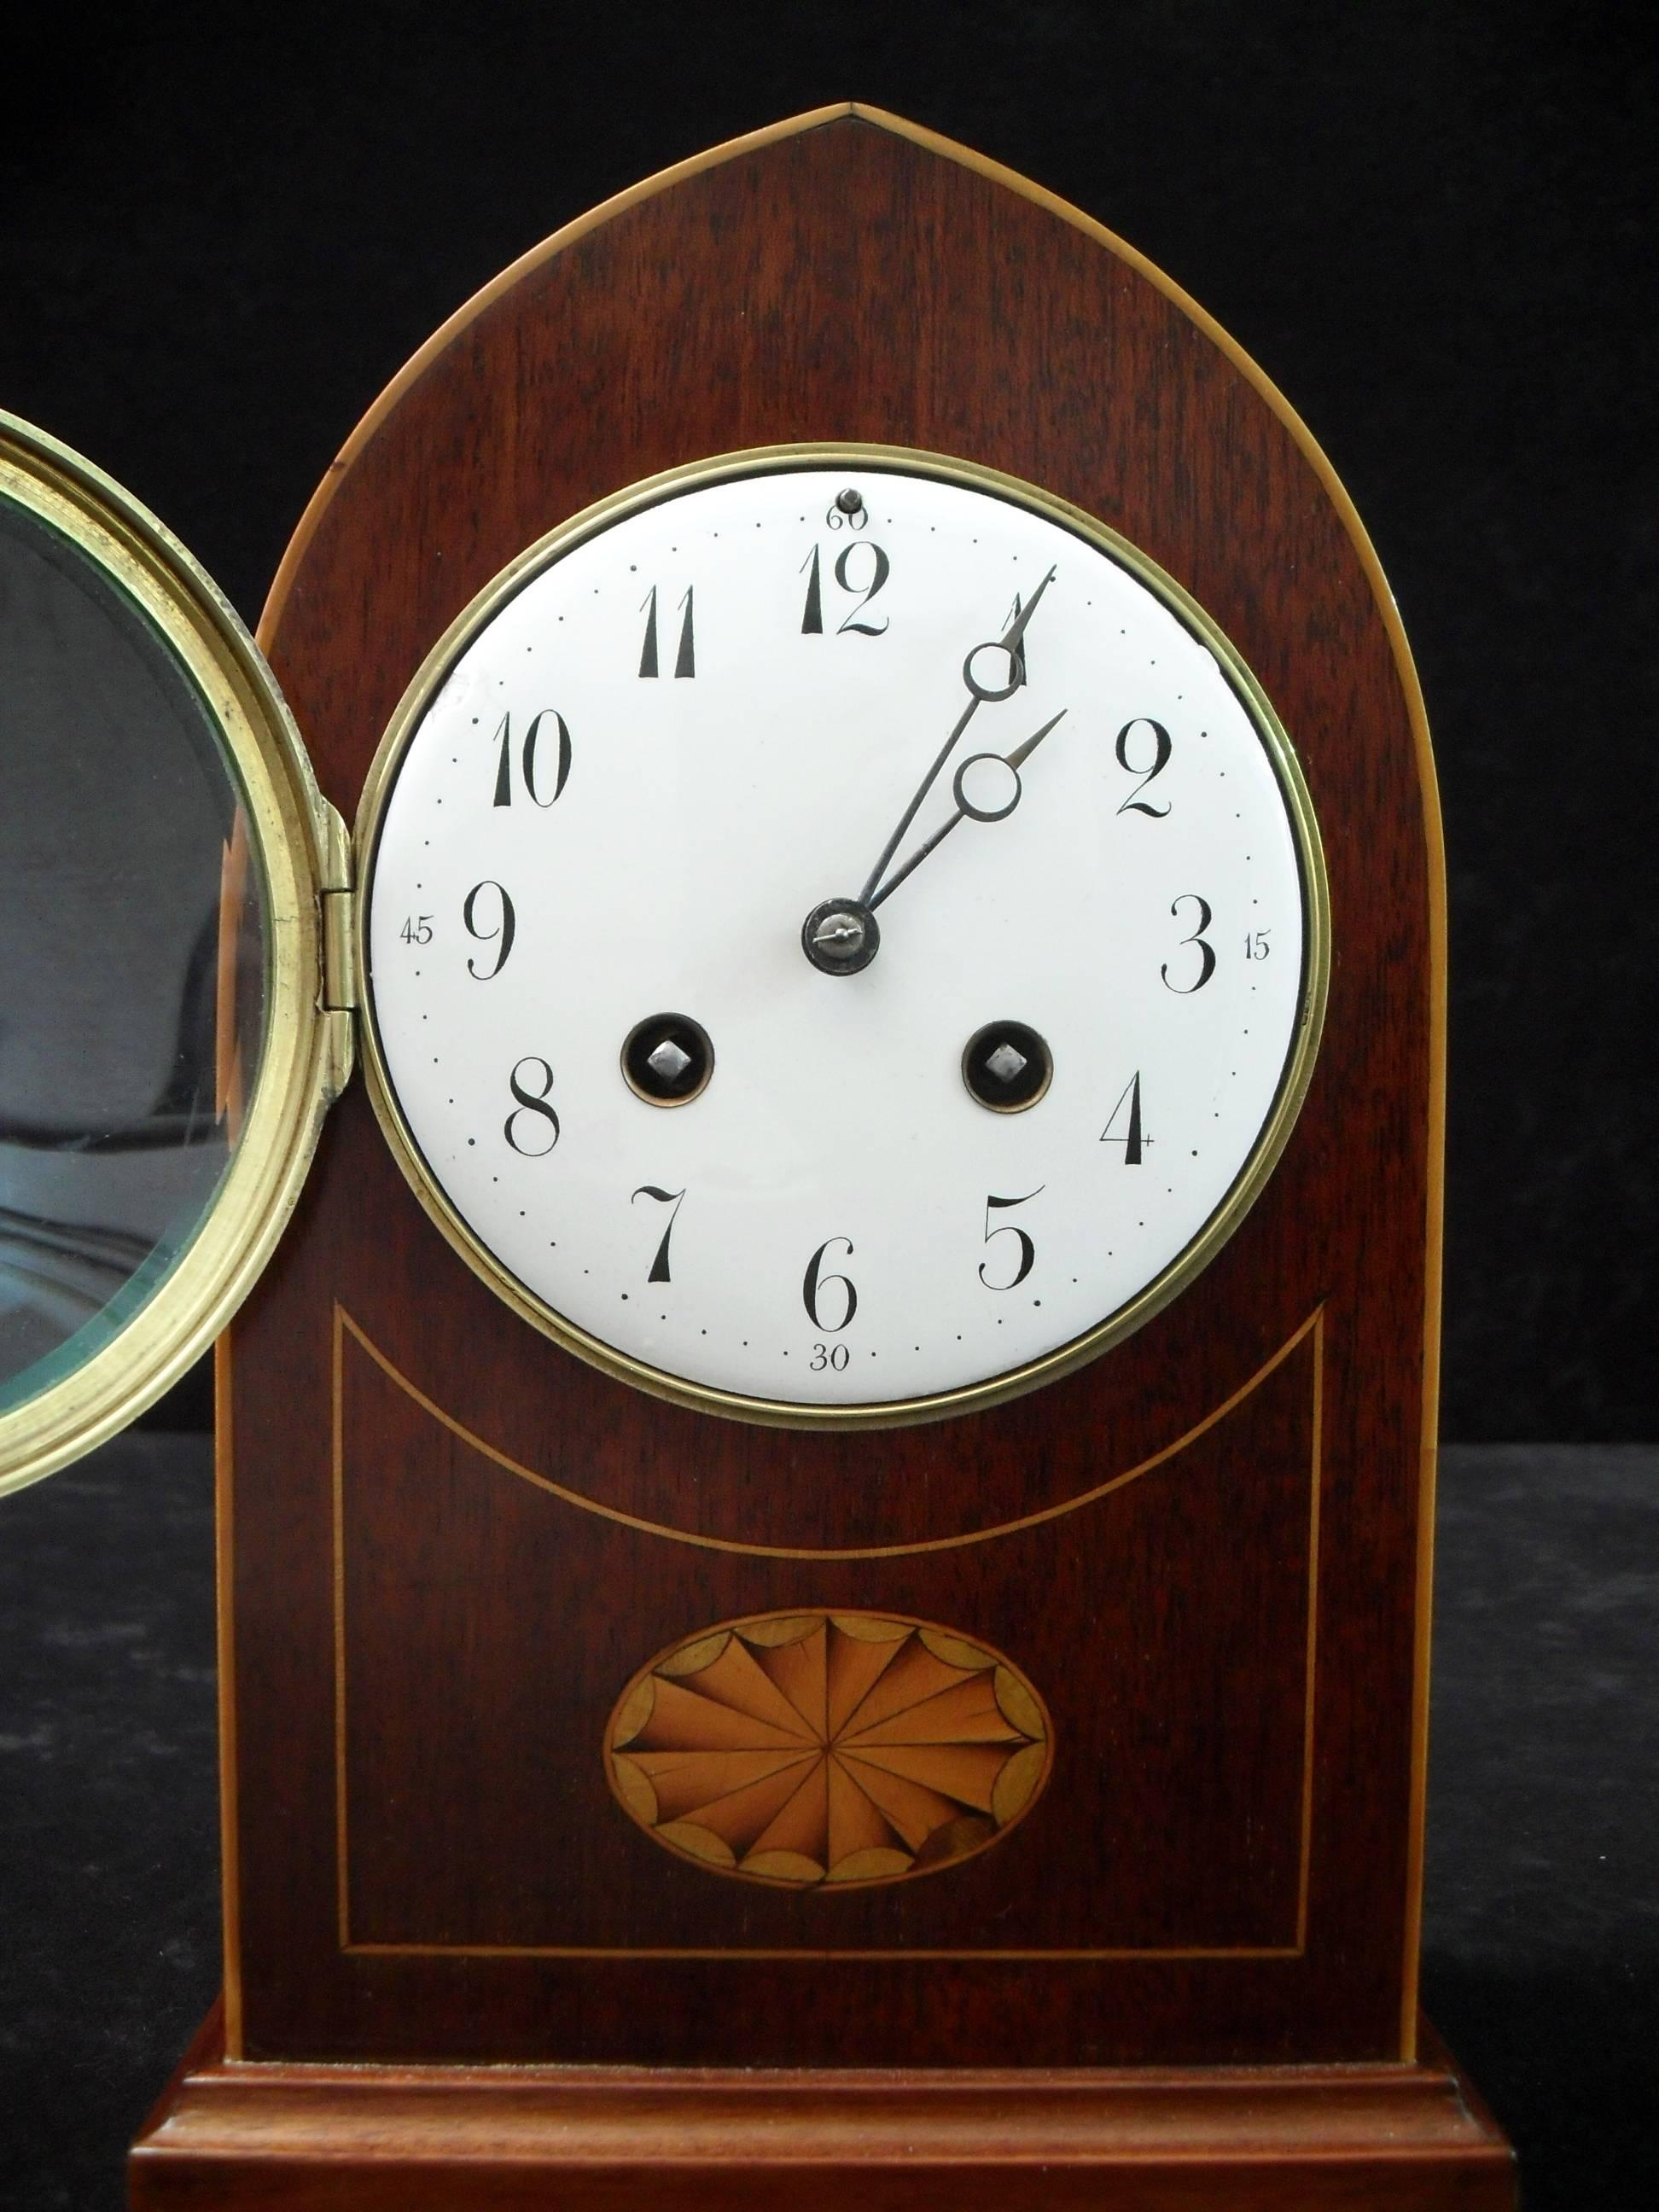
[639,585,696,678]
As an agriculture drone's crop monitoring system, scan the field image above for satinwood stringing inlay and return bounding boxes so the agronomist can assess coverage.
[603,1610,1052,1889]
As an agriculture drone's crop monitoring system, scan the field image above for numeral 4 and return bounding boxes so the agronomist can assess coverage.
[1099,1074,1149,1162]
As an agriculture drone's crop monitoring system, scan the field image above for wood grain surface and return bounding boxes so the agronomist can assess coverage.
[130,2005,1514,2211]
[224,108,1439,2069]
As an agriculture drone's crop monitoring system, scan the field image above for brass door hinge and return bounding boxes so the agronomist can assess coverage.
[321,890,355,1012]
[317,801,357,1100]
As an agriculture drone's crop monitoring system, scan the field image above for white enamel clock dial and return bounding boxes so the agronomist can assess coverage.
[358,449,1326,1423]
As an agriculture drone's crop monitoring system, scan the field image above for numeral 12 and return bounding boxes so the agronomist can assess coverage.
[800,542,890,635]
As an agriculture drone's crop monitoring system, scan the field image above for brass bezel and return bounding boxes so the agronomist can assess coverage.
[0,412,341,1498]
[353,442,1330,1432]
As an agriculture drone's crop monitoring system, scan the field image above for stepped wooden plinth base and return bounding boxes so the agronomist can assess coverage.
[130,2006,1515,2210]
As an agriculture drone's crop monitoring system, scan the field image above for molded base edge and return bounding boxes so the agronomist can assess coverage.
[129,2004,1516,2209]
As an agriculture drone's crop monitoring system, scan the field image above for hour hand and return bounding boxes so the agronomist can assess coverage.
[866,708,1068,911]
[857,568,1058,910]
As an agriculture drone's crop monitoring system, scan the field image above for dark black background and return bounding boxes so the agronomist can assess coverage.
[3,0,1651,1440]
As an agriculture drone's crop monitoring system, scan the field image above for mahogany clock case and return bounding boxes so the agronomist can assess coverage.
[0,89,1532,2212]
[160,107,1440,2075]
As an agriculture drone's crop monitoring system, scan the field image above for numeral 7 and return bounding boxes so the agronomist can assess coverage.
[632,1185,686,1281]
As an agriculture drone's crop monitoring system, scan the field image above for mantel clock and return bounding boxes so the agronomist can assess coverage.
[0,107,1515,2208]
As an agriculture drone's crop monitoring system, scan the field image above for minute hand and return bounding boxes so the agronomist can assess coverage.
[866,709,1068,911]
[857,566,1057,906]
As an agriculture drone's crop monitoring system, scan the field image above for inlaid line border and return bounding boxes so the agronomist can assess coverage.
[331,1306,1324,1963]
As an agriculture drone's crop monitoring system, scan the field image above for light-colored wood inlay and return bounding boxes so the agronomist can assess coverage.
[338,1301,1321,1559]
[334,1308,1324,1958]
[602,1610,1052,1891]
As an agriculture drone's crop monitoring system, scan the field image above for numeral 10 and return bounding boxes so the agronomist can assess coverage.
[489,710,571,807]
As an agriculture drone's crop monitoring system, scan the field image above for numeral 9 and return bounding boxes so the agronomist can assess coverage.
[463,881,515,979]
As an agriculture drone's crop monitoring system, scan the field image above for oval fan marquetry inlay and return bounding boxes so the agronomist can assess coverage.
[603,1610,1052,1889]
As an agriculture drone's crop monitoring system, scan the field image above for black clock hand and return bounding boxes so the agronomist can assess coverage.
[865,708,1068,911]
[857,566,1057,907]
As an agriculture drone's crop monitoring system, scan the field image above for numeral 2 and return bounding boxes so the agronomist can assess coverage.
[1115,718,1172,816]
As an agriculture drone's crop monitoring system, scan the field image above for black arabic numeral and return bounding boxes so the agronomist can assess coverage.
[1003,593,1029,686]
[399,914,433,946]
[979,1189,1043,1290]
[489,710,570,806]
[1244,928,1272,960]
[490,711,514,806]
[504,1057,560,1155]
[802,1237,858,1330]
[638,585,695,677]
[1161,894,1216,992]
[834,541,890,635]
[1114,718,1173,816]
[1099,1074,1148,1162]
[800,541,892,637]
[632,1185,686,1283]
[462,882,515,979]
[800,544,824,633]
[522,710,571,806]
